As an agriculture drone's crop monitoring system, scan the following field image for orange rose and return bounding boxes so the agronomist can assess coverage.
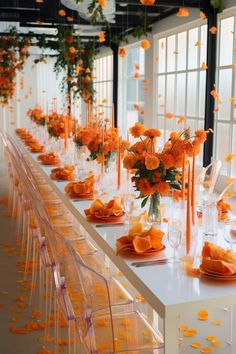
[87,140,99,153]
[123,153,137,169]
[195,130,207,143]
[130,141,145,154]
[156,181,170,196]
[69,46,76,54]
[177,7,189,17]
[140,0,155,4]
[130,122,146,138]
[153,171,161,183]
[99,32,105,43]
[143,129,161,138]
[145,154,160,170]
[58,9,66,16]
[138,178,156,196]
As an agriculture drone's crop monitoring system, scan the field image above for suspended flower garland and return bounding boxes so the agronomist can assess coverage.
[0,27,30,105]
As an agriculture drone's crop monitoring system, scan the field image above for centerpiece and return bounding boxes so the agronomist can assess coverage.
[123,122,210,224]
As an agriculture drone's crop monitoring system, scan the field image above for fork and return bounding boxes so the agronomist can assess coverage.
[131,258,171,267]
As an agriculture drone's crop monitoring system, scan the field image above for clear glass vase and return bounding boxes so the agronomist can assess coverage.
[147,192,161,225]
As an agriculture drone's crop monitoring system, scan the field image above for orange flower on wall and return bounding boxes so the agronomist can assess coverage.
[119,48,127,57]
[209,26,217,34]
[140,39,151,50]
[177,7,190,17]
[98,0,107,8]
[99,32,105,43]
[58,9,66,16]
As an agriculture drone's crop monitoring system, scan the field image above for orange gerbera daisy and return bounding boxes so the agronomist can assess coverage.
[140,39,151,50]
[123,153,137,169]
[156,181,170,196]
[145,154,160,170]
[130,122,146,138]
[143,129,161,138]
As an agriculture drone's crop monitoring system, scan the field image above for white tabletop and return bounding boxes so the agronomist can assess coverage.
[18,138,236,319]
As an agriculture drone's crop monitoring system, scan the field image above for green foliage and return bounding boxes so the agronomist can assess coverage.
[210,0,224,13]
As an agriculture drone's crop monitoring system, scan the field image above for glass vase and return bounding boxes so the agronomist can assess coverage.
[147,192,161,225]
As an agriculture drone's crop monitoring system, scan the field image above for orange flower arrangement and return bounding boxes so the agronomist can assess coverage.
[123,124,210,211]
[27,106,45,125]
[47,113,74,139]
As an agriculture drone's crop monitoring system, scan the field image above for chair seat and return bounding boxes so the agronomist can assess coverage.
[84,310,164,353]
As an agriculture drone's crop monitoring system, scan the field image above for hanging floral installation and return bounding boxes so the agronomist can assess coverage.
[0,27,30,106]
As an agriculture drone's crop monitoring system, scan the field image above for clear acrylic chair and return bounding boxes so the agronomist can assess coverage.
[218,180,236,217]
[66,240,164,353]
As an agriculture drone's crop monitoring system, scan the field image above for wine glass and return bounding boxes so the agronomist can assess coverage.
[223,218,236,251]
[123,194,135,228]
[167,219,182,261]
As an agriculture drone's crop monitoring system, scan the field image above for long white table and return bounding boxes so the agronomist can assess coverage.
[17,136,236,354]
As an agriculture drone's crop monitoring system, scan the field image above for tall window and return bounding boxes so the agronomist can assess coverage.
[214,12,236,177]
[118,43,145,136]
[154,22,207,163]
[93,53,113,120]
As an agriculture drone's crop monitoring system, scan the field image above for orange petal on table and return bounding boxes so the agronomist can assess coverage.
[13,296,25,302]
[201,348,212,354]
[213,319,221,325]
[183,328,197,337]
[225,153,235,162]
[162,217,168,223]
[206,335,216,341]
[198,310,208,321]
[212,340,220,346]
[143,79,150,83]
[149,227,164,249]
[32,310,42,319]
[135,64,140,70]
[133,235,151,253]
[135,293,146,302]
[144,86,150,91]
[164,112,174,119]
[225,176,232,184]
[191,343,201,349]
[9,326,28,334]
[0,291,9,295]
[178,325,188,331]
[38,348,55,354]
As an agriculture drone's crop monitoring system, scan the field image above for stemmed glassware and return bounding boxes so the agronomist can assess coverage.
[223,218,236,251]
[123,194,136,228]
[167,219,182,261]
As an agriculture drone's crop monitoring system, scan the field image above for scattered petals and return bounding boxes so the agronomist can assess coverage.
[200,11,206,19]
[165,112,174,119]
[177,7,190,17]
[213,319,221,325]
[177,115,186,124]
[201,62,208,70]
[209,26,217,34]
[195,41,203,46]
[201,348,213,353]
[191,342,201,349]
[198,310,208,321]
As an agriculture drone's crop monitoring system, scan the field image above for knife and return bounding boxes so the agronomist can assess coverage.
[95,223,125,228]
[131,259,171,267]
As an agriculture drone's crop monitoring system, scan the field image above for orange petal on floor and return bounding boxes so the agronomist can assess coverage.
[191,342,201,348]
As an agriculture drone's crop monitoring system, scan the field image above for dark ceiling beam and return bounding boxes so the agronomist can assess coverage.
[115,10,160,17]
[117,0,211,9]
[0,7,40,12]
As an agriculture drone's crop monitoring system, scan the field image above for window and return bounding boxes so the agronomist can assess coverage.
[214,13,236,177]
[118,43,145,136]
[154,22,207,163]
[93,53,113,122]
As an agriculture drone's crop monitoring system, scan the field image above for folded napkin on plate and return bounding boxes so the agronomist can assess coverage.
[51,165,75,181]
[201,241,236,276]
[85,198,124,218]
[65,175,94,197]
[116,223,165,255]
[30,142,44,153]
[37,152,60,165]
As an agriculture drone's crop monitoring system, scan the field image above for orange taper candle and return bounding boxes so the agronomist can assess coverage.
[101,126,104,176]
[117,136,121,191]
[181,152,186,199]
[191,153,195,225]
[64,116,68,150]
[186,163,191,255]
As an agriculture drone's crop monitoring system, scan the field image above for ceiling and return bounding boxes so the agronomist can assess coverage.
[0,0,212,40]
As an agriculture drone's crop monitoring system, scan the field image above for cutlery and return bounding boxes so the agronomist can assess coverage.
[95,223,125,228]
[131,259,171,267]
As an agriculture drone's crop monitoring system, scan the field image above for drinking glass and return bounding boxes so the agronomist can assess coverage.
[223,218,236,251]
[123,194,135,228]
[167,219,182,261]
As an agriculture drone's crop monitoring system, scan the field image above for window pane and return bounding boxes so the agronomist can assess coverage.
[188,28,199,70]
[200,25,207,64]
[127,79,136,102]
[157,75,165,114]
[167,35,176,72]
[158,38,166,73]
[231,125,236,177]
[219,17,234,66]
[187,71,197,116]
[218,69,232,120]
[166,74,175,113]
[216,123,230,175]
[199,71,206,118]
[176,73,186,115]
[177,31,187,71]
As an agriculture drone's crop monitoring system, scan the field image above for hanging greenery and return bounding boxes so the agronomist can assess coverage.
[0,27,31,106]
[210,0,224,13]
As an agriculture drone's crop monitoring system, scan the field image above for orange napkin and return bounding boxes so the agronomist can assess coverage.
[37,152,60,165]
[116,223,165,255]
[51,165,74,181]
[30,142,44,153]
[85,199,124,218]
[65,175,94,198]
[201,241,236,276]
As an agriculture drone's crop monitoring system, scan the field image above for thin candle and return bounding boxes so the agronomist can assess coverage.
[191,153,195,225]
[186,163,191,255]
[117,136,121,191]
[181,152,186,199]
[126,129,130,181]
[64,116,68,150]
[101,126,104,176]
